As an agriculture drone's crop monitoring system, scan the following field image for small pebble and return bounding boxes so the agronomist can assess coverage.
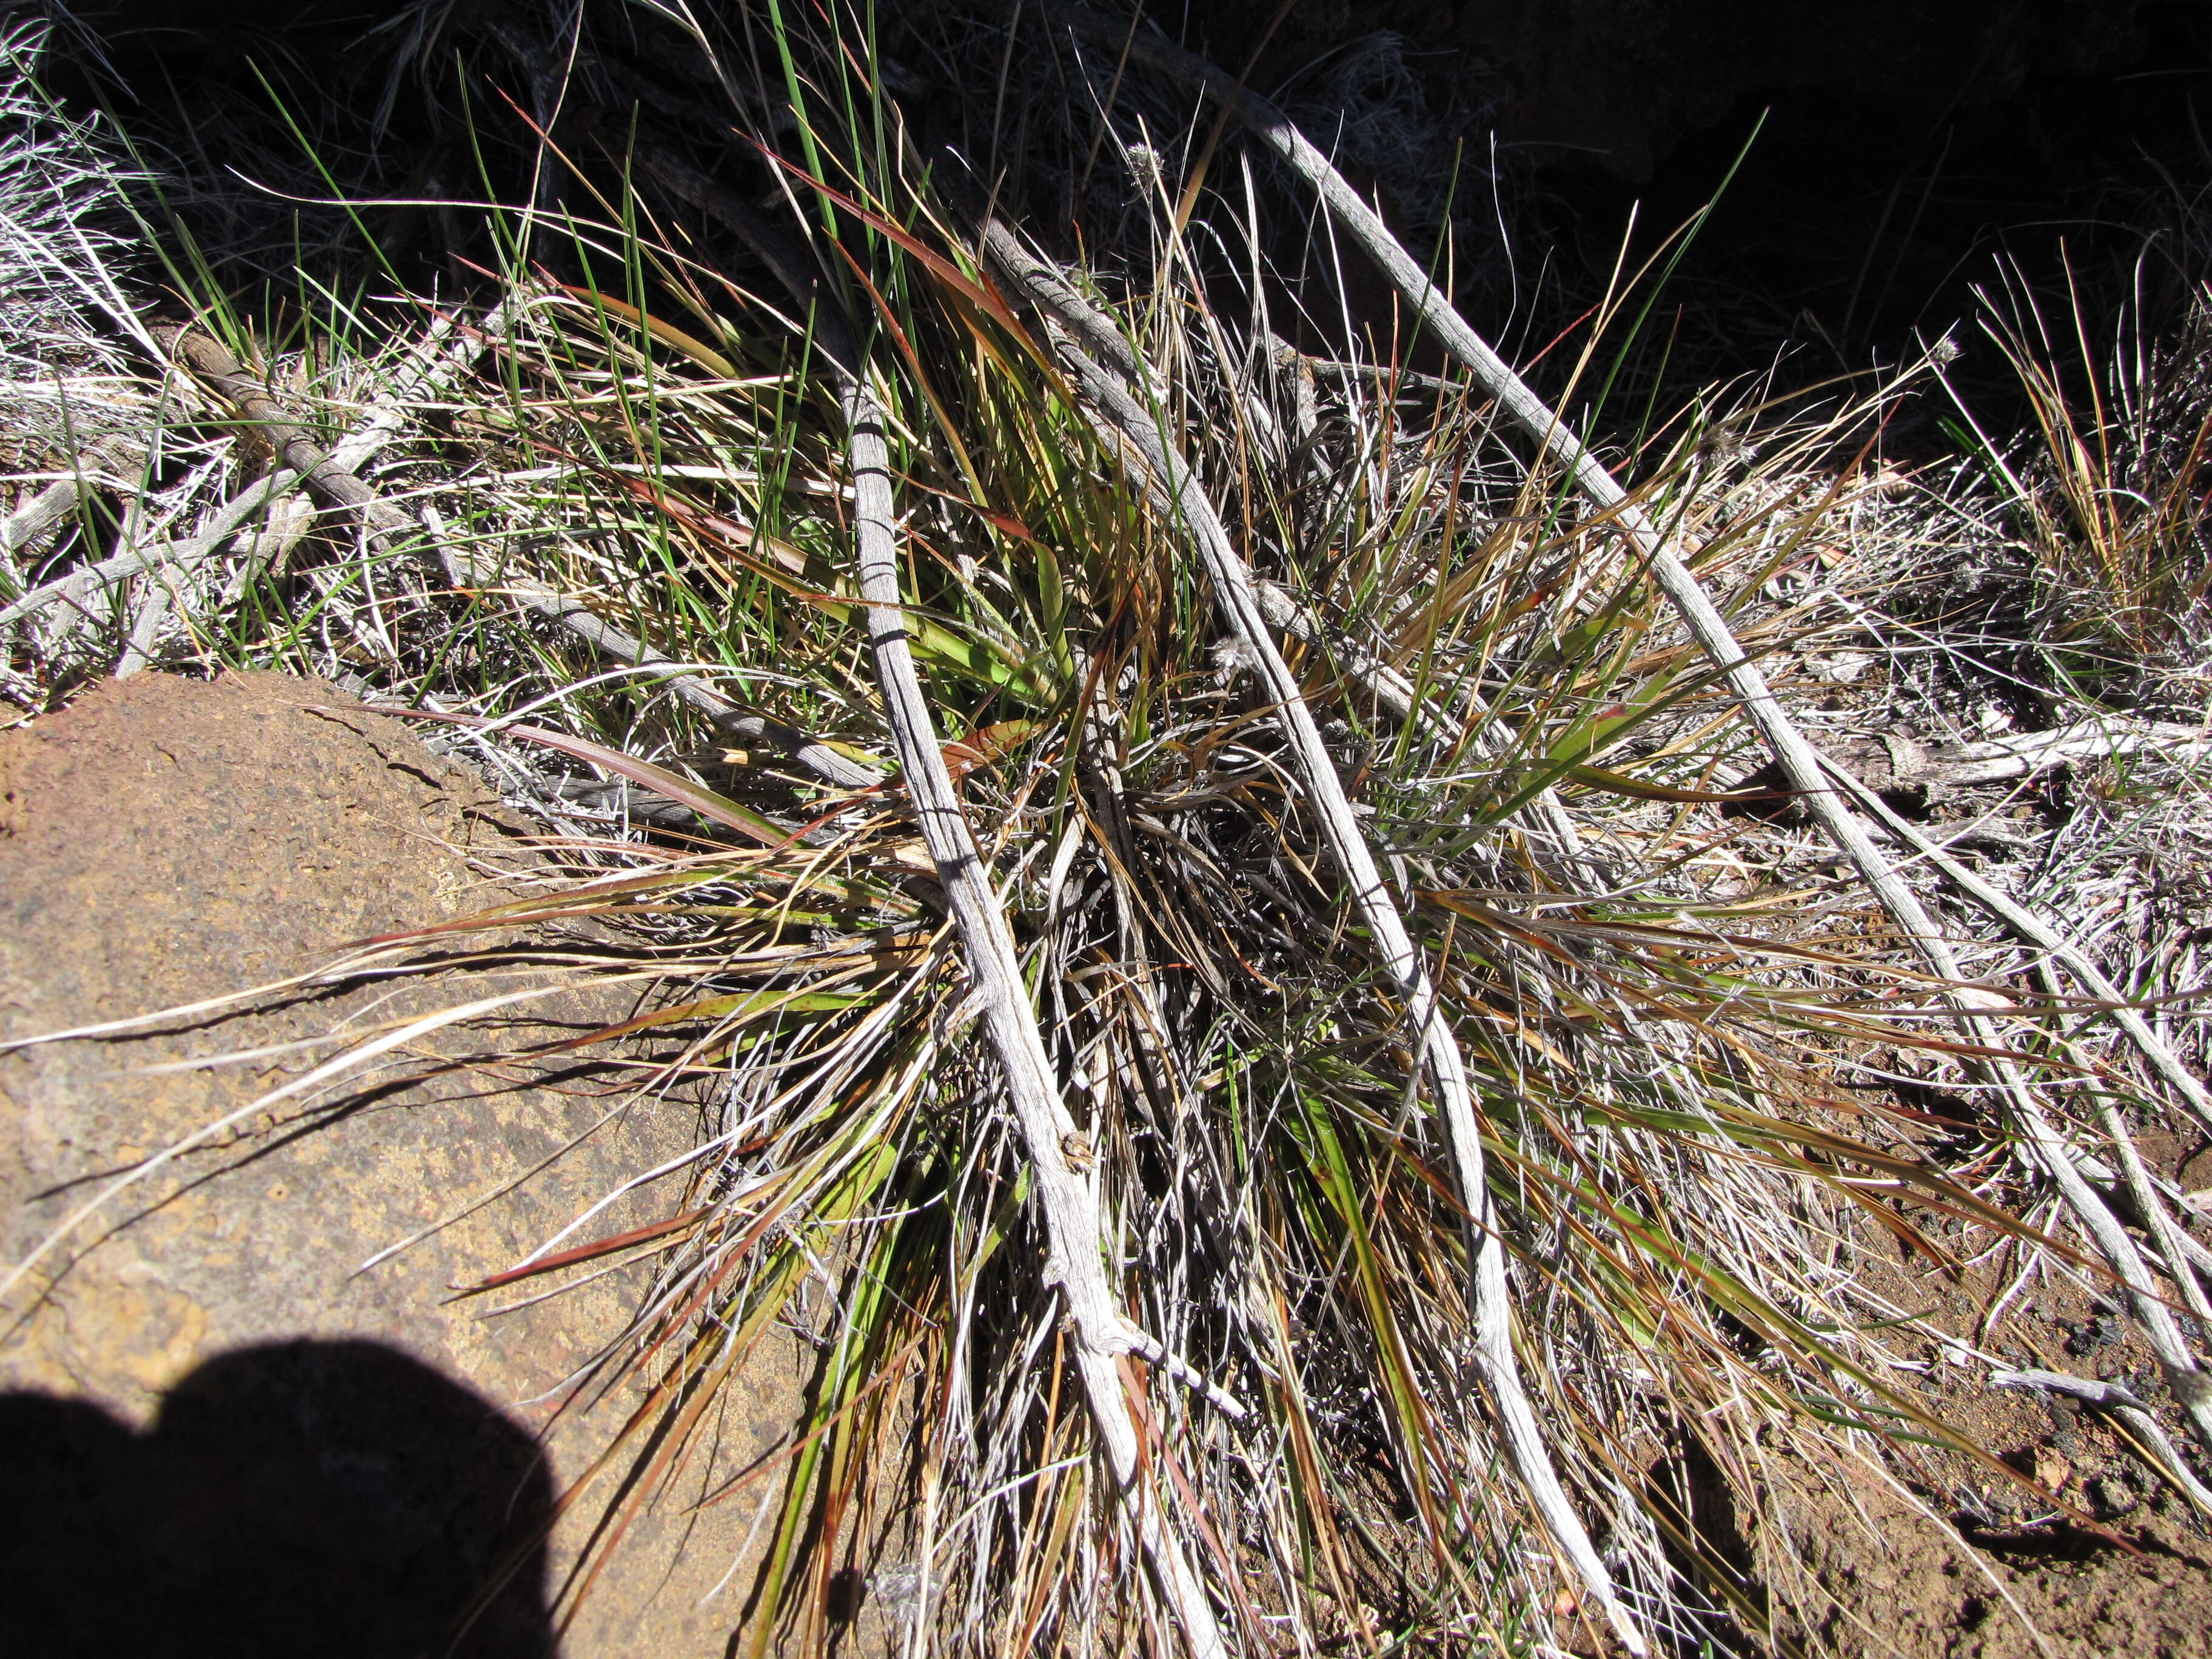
[2065,1314,2122,1356]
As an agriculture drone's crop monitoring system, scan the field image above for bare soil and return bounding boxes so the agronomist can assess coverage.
[1735,1158,2212,1658]
[1761,1459,2211,1658]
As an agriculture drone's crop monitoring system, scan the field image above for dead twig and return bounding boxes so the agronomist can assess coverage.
[842,370,1228,1657]
[1803,720,2212,794]
[1017,267,1646,1652]
[1,475,84,565]
[1992,1368,2212,1515]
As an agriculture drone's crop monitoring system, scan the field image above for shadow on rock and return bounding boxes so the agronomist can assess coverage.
[1,1338,554,1658]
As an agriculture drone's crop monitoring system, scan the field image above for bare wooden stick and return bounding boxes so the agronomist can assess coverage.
[1039,308,1646,1652]
[1971,1021,2212,1449]
[1,475,84,563]
[443,528,882,790]
[153,324,428,540]
[2098,1099,2212,1323]
[1992,1368,2212,1515]
[840,374,1227,1657]
[8,313,489,637]
[1786,719,2212,795]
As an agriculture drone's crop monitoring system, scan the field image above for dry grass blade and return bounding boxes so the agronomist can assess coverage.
[18,7,2212,1655]
[1042,3,1945,960]
[1049,0,2212,1466]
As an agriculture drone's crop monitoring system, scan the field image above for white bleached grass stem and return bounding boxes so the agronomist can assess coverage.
[839,372,1228,1659]
[1054,338,1648,1657]
[976,220,1597,884]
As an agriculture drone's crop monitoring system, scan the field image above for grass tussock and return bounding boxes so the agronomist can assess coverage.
[7,5,2212,1656]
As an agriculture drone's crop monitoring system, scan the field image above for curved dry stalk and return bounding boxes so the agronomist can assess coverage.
[1045,1,2212,1463]
[1045,321,1648,1655]
[1244,577,1599,879]
[976,220,1596,883]
[840,374,1227,1658]
[1830,756,2212,1134]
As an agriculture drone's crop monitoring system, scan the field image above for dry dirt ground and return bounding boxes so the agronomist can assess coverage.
[0,671,810,1658]
[1760,1458,2211,1658]
[1686,1159,2212,1657]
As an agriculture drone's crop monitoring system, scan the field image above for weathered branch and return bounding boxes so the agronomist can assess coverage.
[1,475,85,560]
[1000,243,1644,1647]
[840,374,1227,1656]
[1783,719,2212,796]
[1992,1368,2212,1515]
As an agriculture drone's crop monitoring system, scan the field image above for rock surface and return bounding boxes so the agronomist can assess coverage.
[0,671,799,1657]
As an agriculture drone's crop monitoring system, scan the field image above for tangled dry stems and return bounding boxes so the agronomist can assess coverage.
[7,5,2212,1655]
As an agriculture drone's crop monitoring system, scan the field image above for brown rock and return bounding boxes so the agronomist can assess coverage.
[0,671,799,1657]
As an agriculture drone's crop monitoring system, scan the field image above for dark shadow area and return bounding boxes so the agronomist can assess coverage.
[41,0,2205,444]
[1,1339,555,1658]
[1957,1517,2130,1561]
[1560,57,2212,427]
[1642,1430,1766,1656]
[1165,0,2211,424]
